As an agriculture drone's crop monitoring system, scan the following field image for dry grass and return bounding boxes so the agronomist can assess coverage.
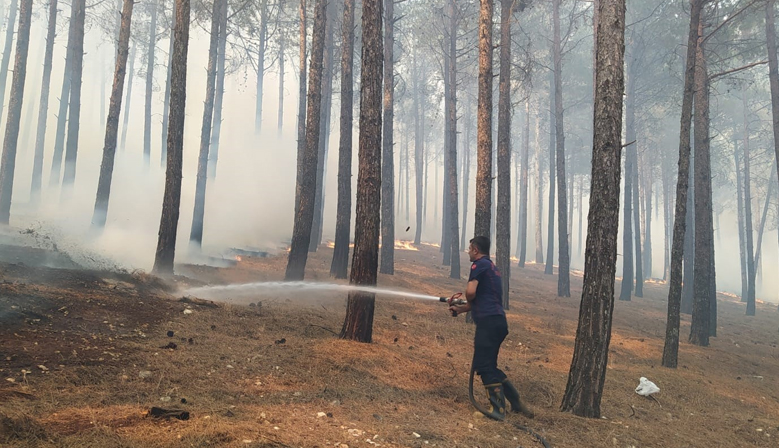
[1,245,778,447]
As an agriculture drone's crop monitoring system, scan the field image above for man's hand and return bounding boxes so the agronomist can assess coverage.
[449,303,471,317]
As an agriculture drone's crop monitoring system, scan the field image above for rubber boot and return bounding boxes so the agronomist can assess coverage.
[502,379,535,418]
[483,383,506,421]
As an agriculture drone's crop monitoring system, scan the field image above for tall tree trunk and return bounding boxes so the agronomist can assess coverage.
[441,52,451,262]
[620,162,633,300]
[91,0,135,230]
[662,163,670,281]
[447,0,459,280]
[474,0,493,239]
[734,144,748,302]
[535,109,544,264]
[519,95,530,267]
[379,0,395,274]
[310,0,335,252]
[644,168,653,277]
[208,0,227,179]
[153,0,189,275]
[496,0,511,304]
[752,165,776,294]
[29,0,57,204]
[61,0,85,190]
[119,45,136,152]
[340,0,382,343]
[255,0,268,134]
[552,0,569,295]
[633,142,643,297]
[49,1,73,188]
[681,154,694,314]
[560,0,625,418]
[330,0,355,279]
[766,1,779,275]
[294,0,307,208]
[413,46,424,246]
[461,95,471,248]
[743,93,756,316]
[277,0,285,132]
[92,0,134,230]
[0,0,18,125]
[161,1,175,167]
[285,0,326,280]
[689,17,713,346]
[143,1,157,167]
[0,0,30,225]
[661,0,701,368]
[545,70,556,275]
[189,0,222,248]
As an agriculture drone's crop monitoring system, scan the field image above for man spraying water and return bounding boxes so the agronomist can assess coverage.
[447,236,534,421]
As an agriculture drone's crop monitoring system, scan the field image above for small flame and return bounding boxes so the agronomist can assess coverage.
[326,241,335,248]
[234,256,242,262]
[394,240,419,251]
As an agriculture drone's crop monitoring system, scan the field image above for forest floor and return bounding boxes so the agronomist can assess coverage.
[0,241,778,448]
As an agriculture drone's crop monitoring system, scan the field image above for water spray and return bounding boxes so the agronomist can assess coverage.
[183,280,447,303]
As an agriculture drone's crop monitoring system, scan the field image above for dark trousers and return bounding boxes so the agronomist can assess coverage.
[472,314,509,385]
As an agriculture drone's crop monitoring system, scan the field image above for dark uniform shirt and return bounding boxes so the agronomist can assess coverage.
[468,256,505,323]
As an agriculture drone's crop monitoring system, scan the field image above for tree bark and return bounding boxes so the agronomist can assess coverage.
[0,0,18,125]
[91,0,135,230]
[633,141,643,297]
[208,0,228,179]
[766,1,779,278]
[161,1,175,167]
[277,0,285,132]
[474,0,493,239]
[519,95,530,267]
[61,0,86,190]
[461,95,472,248]
[294,0,307,209]
[734,144,748,302]
[644,167,653,277]
[447,0,460,280]
[535,108,544,264]
[552,0,569,296]
[330,0,355,279]
[0,0,30,225]
[681,155,694,315]
[661,0,701,368]
[189,0,222,248]
[119,45,136,152]
[379,0,395,274]
[340,0,382,343]
[413,46,424,246]
[619,66,635,302]
[152,0,190,275]
[285,0,326,280]
[143,0,157,167]
[213,0,229,165]
[545,69,556,275]
[496,0,512,303]
[255,0,268,134]
[29,0,57,204]
[310,0,336,252]
[49,0,73,187]
[560,0,625,418]
[689,25,713,345]
[743,92,756,315]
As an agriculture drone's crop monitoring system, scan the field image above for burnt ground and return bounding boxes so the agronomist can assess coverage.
[0,243,778,448]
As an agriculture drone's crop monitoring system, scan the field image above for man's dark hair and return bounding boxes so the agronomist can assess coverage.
[470,236,490,255]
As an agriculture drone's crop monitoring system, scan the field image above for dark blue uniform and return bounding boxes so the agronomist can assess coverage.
[469,256,509,386]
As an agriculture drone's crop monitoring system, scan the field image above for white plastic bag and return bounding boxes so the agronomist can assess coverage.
[635,377,660,396]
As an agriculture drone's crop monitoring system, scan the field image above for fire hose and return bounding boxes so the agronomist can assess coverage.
[441,294,552,448]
